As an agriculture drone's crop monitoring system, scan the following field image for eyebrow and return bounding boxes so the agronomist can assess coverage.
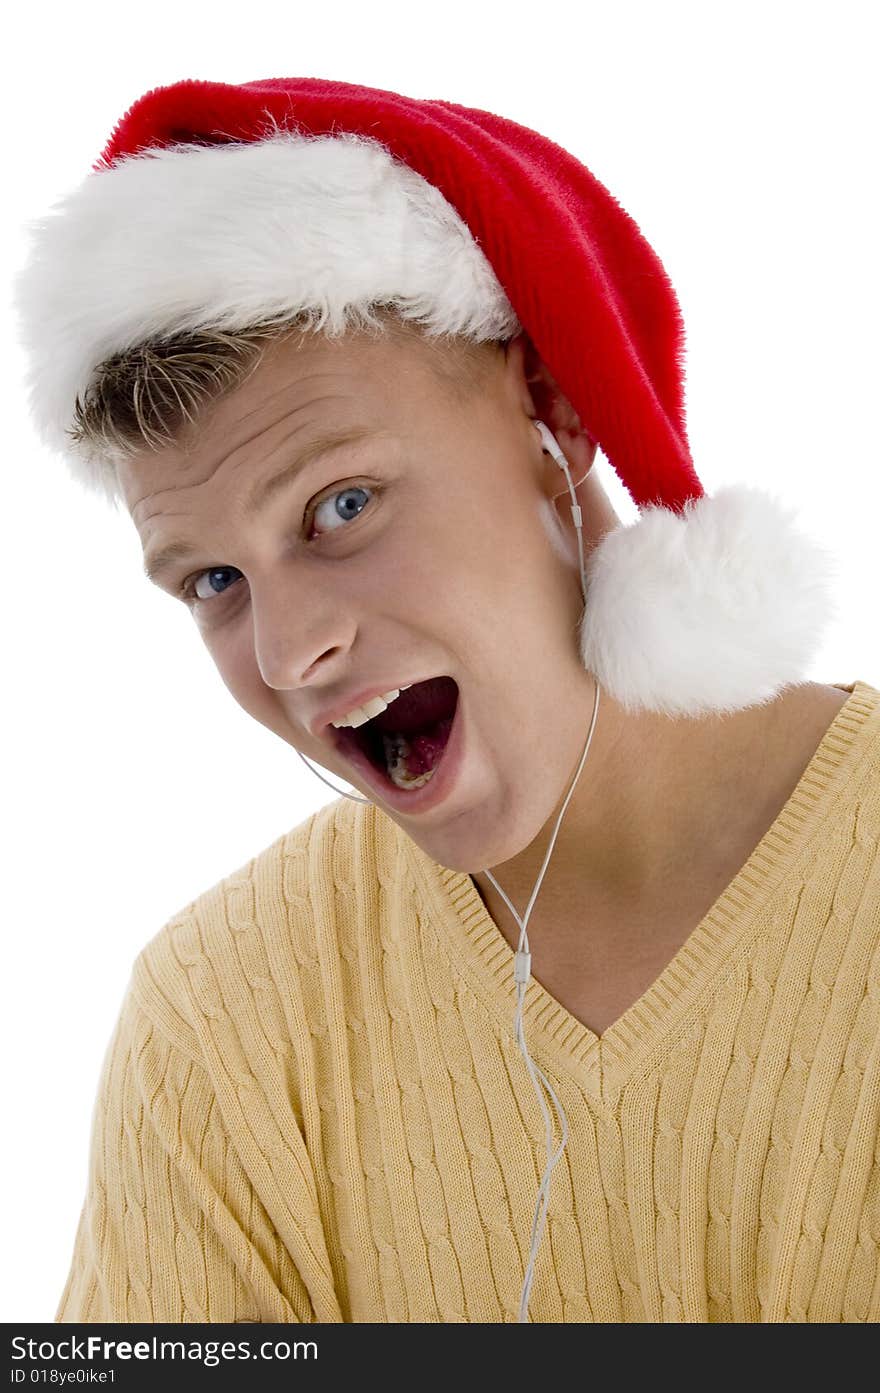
[142,426,383,587]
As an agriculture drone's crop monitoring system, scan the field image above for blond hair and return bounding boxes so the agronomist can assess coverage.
[70,310,505,463]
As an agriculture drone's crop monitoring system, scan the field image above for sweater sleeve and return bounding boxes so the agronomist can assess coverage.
[55,975,316,1323]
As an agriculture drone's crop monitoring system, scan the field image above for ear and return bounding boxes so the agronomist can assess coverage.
[503,332,598,501]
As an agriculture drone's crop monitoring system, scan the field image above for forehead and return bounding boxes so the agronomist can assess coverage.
[116,325,450,514]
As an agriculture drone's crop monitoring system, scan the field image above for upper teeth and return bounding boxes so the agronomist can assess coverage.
[332,684,413,729]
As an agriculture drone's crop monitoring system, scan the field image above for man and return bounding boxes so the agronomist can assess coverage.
[15,76,879,1323]
[115,321,851,1035]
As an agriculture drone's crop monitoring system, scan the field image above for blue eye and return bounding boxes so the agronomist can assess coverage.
[190,566,242,602]
[310,484,373,536]
[184,483,375,604]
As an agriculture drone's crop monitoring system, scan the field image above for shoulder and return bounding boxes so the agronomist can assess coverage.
[791,679,880,940]
[821,679,880,811]
[127,797,400,1051]
[774,679,880,814]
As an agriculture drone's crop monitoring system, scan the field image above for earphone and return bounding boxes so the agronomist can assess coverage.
[295,419,600,1321]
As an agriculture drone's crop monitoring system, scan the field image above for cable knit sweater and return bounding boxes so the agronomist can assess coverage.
[57,679,880,1323]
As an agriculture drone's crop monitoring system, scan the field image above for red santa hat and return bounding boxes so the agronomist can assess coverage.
[13,75,837,718]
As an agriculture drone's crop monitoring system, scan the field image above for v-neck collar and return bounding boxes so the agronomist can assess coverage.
[395,679,879,1108]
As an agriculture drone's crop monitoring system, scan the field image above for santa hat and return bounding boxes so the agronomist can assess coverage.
[13,76,837,718]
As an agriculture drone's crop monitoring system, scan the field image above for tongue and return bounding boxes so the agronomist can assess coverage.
[400,716,455,777]
[371,676,458,735]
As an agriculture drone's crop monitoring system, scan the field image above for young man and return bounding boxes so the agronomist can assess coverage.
[16,76,879,1324]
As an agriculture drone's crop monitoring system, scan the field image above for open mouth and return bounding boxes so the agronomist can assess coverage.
[332,675,459,792]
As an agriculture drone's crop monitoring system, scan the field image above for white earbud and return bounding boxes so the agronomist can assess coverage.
[534,419,590,608]
[534,418,595,493]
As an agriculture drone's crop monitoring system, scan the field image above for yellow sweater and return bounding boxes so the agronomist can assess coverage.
[58,679,880,1323]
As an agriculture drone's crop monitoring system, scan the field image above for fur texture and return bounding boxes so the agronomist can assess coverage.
[13,131,520,502]
[580,484,839,717]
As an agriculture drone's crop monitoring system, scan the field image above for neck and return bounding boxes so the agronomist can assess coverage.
[471,678,790,942]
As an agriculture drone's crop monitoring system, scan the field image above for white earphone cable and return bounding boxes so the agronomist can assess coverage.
[295,745,372,801]
[483,672,599,1321]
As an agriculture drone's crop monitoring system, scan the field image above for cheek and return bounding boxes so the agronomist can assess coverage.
[203,626,324,751]
[204,631,272,722]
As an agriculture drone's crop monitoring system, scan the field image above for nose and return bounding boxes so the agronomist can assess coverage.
[249,571,354,692]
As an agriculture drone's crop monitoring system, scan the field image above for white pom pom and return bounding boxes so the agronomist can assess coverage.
[579,484,840,717]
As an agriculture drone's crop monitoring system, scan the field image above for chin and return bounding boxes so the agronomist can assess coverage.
[399,792,541,877]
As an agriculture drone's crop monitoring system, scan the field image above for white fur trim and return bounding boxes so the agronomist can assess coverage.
[13,130,520,505]
[579,484,839,716]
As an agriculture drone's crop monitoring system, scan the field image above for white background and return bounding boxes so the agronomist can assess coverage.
[3,0,877,1322]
